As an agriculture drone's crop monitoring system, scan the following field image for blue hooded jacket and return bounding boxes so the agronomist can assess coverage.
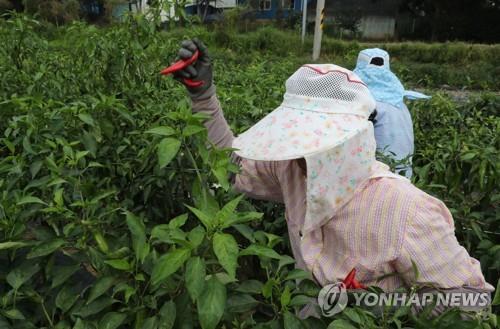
[353,48,430,178]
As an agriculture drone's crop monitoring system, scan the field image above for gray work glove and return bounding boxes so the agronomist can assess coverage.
[173,39,215,101]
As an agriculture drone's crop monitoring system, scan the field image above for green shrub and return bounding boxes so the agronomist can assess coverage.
[0,14,498,329]
[24,0,81,25]
[411,94,500,283]
[210,26,500,90]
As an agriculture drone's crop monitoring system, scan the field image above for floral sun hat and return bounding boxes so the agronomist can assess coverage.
[353,48,430,108]
[233,64,406,236]
[232,64,377,161]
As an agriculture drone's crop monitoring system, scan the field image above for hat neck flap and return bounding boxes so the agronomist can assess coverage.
[353,66,406,108]
[302,124,393,234]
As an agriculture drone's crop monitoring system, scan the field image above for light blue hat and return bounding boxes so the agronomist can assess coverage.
[353,48,430,108]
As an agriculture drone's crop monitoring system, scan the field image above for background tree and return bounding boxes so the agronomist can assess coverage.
[402,0,500,42]
[337,8,362,36]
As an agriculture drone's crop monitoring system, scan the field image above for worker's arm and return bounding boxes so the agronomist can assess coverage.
[191,95,284,202]
[174,40,284,203]
[393,191,494,292]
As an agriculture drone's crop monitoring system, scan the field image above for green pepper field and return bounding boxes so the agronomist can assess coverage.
[0,13,499,329]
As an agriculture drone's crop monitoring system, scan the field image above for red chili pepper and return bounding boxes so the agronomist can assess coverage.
[342,268,367,289]
[342,268,356,288]
[160,50,204,88]
[183,79,204,88]
[160,50,200,75]
[351,278,367,290]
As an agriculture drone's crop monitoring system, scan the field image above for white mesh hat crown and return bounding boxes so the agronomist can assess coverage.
[286,64,375,105]
[232,64,377,161]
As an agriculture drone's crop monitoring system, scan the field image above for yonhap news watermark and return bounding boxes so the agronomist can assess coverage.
[318,282,492,316]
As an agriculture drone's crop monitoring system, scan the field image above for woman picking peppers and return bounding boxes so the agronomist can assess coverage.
[166,39,494,315]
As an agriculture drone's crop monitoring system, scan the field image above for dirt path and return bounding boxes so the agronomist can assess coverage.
[415,88,500,102]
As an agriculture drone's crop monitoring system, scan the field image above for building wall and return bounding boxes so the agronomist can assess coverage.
[115,0,304,22]
[323,0,399,16]
[238,0,303,19]
[215,0,238,8]
[359,15,395,39]
[305,0,401,39]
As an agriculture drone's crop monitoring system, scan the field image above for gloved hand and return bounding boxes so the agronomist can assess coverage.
[173,39,215,101]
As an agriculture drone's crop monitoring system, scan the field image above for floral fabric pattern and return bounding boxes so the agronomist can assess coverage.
[304,124,380,234]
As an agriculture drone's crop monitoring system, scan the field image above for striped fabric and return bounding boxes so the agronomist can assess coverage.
[193,95,494,292]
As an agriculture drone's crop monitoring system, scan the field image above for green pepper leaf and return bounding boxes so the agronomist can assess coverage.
[27,239,65,258]
[185,256,206,302]
[197,276,226,329]
[213,232,239,279]
[51,264,80,288]
[86,276,115,305]
[7,261,40,289]
[240,244,281,260]
[146,126,176,136]
[151,248,191,286]
[186,205,213,230]
[125,211,150,263]
[284,310,306,329]
[157,137,181,168]
[17,195,47,206]
[98,312,127,329]
[0,241,29,250]
[158,300,176,329]
[56,284,80,313]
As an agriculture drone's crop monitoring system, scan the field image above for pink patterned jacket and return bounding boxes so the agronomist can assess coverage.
[192,95,494,292]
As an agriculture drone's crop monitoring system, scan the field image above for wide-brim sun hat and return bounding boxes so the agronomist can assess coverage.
[232,64,377,161]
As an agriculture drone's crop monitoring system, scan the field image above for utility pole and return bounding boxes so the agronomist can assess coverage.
[301,0,308,43]
[312,0,325,60]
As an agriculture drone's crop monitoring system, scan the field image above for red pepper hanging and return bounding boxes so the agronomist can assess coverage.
[160,50,204,88]
[342,268,367,289]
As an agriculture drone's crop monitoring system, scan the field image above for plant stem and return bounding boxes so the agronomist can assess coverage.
[41,299,54,328]
[185,140,209,207]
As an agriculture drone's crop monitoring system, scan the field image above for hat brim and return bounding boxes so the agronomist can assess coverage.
[404,90,431,100]
[232,105,370,161]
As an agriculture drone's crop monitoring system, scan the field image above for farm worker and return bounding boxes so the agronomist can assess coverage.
[171,40,494,309]
[353,48,430,178]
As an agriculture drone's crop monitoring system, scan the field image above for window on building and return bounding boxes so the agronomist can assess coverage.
[259,0,272,11]
[282,0,294,9]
